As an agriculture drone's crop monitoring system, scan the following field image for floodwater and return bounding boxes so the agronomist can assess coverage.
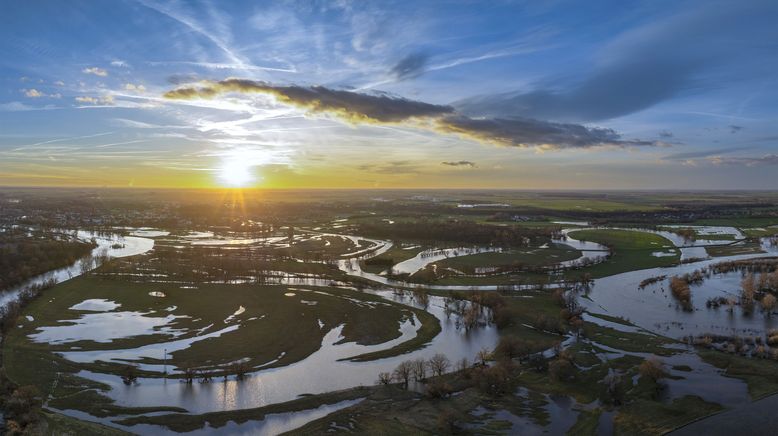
[5,223,776,434]
[30,310,188,345]
[0,230,154,308]
[581,236,778,339]
[391,246,501,275]
[64,291,497,418]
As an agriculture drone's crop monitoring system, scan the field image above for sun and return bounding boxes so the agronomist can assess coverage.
[218,160,254,187]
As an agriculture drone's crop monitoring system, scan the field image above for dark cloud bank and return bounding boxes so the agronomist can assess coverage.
[165,79,660,150]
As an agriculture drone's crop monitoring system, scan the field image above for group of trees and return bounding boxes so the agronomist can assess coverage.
[120,360,254,386]
[553,289,585,335]
[0,362,42,435]
[379,353,453,390]
[669,260,778,317]
[689,331,778,360]
[0,228,95,291]
[0,279,56,335]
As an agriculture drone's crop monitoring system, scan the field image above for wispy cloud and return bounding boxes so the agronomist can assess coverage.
[709,154,778,166]
[661,145,752,161]
[82,67,108,77]
[441,160,476,167]
[455,2,778,122]
[357,160,421,174]
[23,88,43,98]
[75,95,114,105]
[390,52,429,81]
[729,125,744,133]
[148,60,296,73]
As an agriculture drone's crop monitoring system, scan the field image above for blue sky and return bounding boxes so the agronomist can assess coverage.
[0,0,776,188]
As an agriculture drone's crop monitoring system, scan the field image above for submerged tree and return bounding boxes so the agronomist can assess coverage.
[428,353,451,377]
[393,361,413,388]
[121,365,138,385]
[762,294,777,317]
[412,358,427,381]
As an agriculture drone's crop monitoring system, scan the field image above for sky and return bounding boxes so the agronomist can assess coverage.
[0,0,776,189]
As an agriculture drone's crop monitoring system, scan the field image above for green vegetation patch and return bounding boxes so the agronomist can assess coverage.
[614,395,723,435]
[5,277,440,389]
[698,349,778,399]
[706,242,765,258]
[114,386,374,432]
[41,410,132,436]
[567,408,602,436]
[566,229,680,278]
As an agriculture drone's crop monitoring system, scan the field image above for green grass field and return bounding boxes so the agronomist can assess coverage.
[565,229,680,278]
[3,276,443,421]
[8,277,427,374]
[361,244,425,273]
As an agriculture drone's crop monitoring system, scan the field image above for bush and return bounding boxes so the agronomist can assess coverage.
[4,385,42,431]
[475,362,514,396]
[492,306,516,329]
[426,379,453,398]
[527,354,549,372]
[549,359,576,382]
[494,336,533,361]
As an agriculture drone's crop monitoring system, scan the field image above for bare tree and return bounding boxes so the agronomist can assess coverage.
[79,254,94,275]
[393,361,413,388]
[229,361,251,380]
[475,348,490,366]
[121,364,138,385]
[742,273,757,313]
[428,353,450,377]
[377,372,392,386]
[182,367,196,384]
[411,358,427,381]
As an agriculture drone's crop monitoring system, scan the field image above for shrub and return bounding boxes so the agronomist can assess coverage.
[549,358,576,382]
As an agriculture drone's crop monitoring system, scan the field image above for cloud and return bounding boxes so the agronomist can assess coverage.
[23,89,43,98]
[357,160,421,174]
[441,160,476,168]
[167,73,200,85]
[75,95,114,105]
[0,102,35,112]
[709,154,778,166]
[662,146,752,161]
[124,83,147,93]
[454,2,778,122]
[729,125,744,133]
[164,79,660,150]
[390,52,428,81]
[149,60,296,73]
[82,67,108,77]
[164,79,454,123]
[436,116,657,150]
[111,60,129,68]
[659,130,673,138]
[22,89,60,99]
